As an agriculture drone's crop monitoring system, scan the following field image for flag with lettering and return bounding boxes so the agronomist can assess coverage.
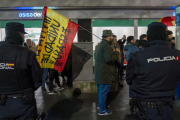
[37,6,79,72]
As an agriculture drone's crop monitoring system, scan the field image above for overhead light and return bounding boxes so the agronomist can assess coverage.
[173,12,176,16]
[15,6,57,10]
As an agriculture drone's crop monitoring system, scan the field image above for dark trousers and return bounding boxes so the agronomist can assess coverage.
[49,69,61,91]
[119,64,124,77]
[97,84,111,112]
[49,69,54,91]
[136,106,174,120]
[0,97,36,120]
[67,77,72,86]
[129,85,134,97]
[117,63,121,78]
[54,70,61,87]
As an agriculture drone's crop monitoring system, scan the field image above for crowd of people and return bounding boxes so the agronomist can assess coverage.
[95,22,179,120]
[0,21,179,120]
[24,39,72,94]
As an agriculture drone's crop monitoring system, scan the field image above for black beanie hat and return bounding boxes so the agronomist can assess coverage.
[147,22,167,41]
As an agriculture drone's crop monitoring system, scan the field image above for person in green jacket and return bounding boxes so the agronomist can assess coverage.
[95,30,120,115]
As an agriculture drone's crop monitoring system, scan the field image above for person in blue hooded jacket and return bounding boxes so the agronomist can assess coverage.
[124,36,139,112]
[124,36,139,63]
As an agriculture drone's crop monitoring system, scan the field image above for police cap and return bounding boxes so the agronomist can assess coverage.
[6,22,28,34]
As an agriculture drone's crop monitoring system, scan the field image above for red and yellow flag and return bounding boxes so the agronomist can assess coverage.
[37,6,79,72]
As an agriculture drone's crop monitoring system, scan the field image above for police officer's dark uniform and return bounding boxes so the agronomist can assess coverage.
[0,22,42,120]
[126,22,180,120]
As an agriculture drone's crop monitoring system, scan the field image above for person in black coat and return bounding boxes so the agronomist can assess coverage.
[171,37,175,49]
[126,22,180,120]
[0,22,42,120]
[117,35,126,79]
[136,34,148,50]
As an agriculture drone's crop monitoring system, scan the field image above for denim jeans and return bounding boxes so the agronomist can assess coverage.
[97,84,111,112]
[41,68,48,87]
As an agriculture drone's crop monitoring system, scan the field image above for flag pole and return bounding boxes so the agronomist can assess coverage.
[78,25,102,40]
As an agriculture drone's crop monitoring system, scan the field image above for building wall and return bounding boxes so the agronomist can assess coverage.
[0,0,179,7]
[0,10,175,20]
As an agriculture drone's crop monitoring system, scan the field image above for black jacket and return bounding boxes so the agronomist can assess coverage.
[118,39,126,63]
[136,39,148,50]
[20,45,42,91]
[126,40,180,102]
[3,28,42,92]
[171,43,175,49]
[117,39,126,52]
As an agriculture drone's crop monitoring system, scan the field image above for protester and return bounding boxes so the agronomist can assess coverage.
[41,68,49,91]
[60,70,67,88]
[48,69,58,94]
[136,34,148,50]
[166,30,173,46]
[42,68,65,93]
[124,36,139,111]
[32,41,36,47]
[26,39,32,48]
[124,36,139,62]
[54,70,64,90]
[95,30,120,115]
[112,35,123,87]
[171,37,175,49]
[26,39,37,53]
[117,35,126,80]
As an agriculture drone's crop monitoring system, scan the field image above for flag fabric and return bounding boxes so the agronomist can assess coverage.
[37,6,79,73]
[71,45,92,80]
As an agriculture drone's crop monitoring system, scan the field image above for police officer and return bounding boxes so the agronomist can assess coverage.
[126,22,180,120]
[0,22,42,120]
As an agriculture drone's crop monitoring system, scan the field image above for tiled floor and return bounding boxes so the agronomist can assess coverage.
[35,80,180,120]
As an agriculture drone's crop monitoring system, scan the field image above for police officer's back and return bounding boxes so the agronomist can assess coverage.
[126,22,180,120]
[0,22,42,120]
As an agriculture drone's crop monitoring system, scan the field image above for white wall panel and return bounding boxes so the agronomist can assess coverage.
[93,27,134,50]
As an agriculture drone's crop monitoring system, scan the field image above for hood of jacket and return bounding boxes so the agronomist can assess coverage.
[124,43,134,51]
[5,27,24,45]
[147,22,167,42]
[146,40,169,47]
